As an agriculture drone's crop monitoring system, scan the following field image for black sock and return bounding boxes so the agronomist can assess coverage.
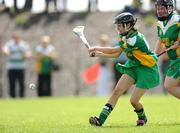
[134,108,147,121]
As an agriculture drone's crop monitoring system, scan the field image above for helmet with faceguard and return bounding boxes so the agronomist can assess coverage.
[155,0,174,21]
[113,12,137,36]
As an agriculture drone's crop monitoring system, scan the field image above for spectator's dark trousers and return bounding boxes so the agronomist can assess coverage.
[37,74,52,96]
[8,69,25,98]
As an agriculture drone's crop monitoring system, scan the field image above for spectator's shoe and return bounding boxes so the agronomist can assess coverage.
[136,118,147,126]
[89,116,101,126]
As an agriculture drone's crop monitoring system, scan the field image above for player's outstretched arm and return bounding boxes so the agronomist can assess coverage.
[89,47,122,58]
[98,51,122,58]
[89,46,121,54]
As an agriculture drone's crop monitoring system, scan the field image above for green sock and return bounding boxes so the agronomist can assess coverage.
[98,103,113,125]
[134,108,147,122]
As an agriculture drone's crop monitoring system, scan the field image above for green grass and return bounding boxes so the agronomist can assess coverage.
[0,96,180,133]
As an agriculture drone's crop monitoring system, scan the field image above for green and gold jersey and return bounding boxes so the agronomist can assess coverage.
[35,56,52,75]
[118,31,157,68]
[157,12,180,60]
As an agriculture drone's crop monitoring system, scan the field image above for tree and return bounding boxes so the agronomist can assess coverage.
[13,0,19,13]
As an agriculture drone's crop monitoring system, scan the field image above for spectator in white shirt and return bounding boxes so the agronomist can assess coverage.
[2,34,31,98]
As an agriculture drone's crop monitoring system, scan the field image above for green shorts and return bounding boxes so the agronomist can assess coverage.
[116,63,160,89]
[166,58,180,79]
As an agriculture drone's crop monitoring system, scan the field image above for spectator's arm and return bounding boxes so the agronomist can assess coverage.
[49,48,57,59]
[45,46,57,59]
[24,50,32,59]
[35,46,42,57]
[23,43,32,59]
[2,45,10,56]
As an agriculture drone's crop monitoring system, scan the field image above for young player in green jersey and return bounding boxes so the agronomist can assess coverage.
[154,0,180,99]
[88,12,160,126]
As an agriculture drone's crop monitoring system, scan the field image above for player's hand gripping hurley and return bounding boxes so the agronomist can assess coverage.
[73,26,91,49]
[157,43,179,57]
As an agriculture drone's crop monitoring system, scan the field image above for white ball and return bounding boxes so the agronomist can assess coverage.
[29,83,36,90]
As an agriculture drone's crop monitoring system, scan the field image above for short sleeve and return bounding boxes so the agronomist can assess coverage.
[118,41,124,49]
[4,40,12,48]
[24,42,30,51]
[36,45,42,53]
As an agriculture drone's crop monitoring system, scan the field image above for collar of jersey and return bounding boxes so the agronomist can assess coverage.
[126,30,138,39]
[163,11,176,26]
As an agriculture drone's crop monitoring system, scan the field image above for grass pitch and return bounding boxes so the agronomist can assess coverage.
[0,96,179,133]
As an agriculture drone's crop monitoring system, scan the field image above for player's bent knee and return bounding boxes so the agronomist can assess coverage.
[130,98,138,106]
[164,84,173,92]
